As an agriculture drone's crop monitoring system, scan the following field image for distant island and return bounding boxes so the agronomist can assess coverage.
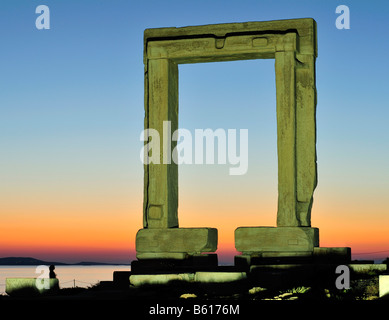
[0,257,130,266]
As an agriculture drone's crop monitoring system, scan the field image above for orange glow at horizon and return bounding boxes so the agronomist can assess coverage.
[2,184,389,264]
[0,168,389,263]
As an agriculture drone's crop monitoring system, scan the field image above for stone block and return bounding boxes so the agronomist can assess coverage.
[194,272,247,283]
[249,264,315,288]
[136,228,217,259]
[235,227,319,253]
[313,247,351,263]
[250,263,312,271]
[349,264,387,273]
[113,271,131,288]
[379,275,389,298]
[135,252,188,260]
[235,251,314,269]
[129,271,247,286]
[130,273,194,286]
[6,278,59,296]
[131,254,218,274]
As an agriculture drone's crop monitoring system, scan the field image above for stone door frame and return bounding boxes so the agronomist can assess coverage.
[137,19,318,259]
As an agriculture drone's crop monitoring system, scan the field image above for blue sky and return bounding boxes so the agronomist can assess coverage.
[1,0,389,263]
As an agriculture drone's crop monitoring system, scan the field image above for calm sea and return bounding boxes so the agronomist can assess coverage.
[0,265,131,295]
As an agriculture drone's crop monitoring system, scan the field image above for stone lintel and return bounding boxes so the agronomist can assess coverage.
[144,18,317,58]
[136,228,217,259]
[235,227,319,253]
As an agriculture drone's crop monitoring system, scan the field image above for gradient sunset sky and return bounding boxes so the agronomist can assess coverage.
[1,0,389,264]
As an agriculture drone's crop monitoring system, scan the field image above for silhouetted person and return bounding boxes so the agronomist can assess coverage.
[49,265,57,279]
